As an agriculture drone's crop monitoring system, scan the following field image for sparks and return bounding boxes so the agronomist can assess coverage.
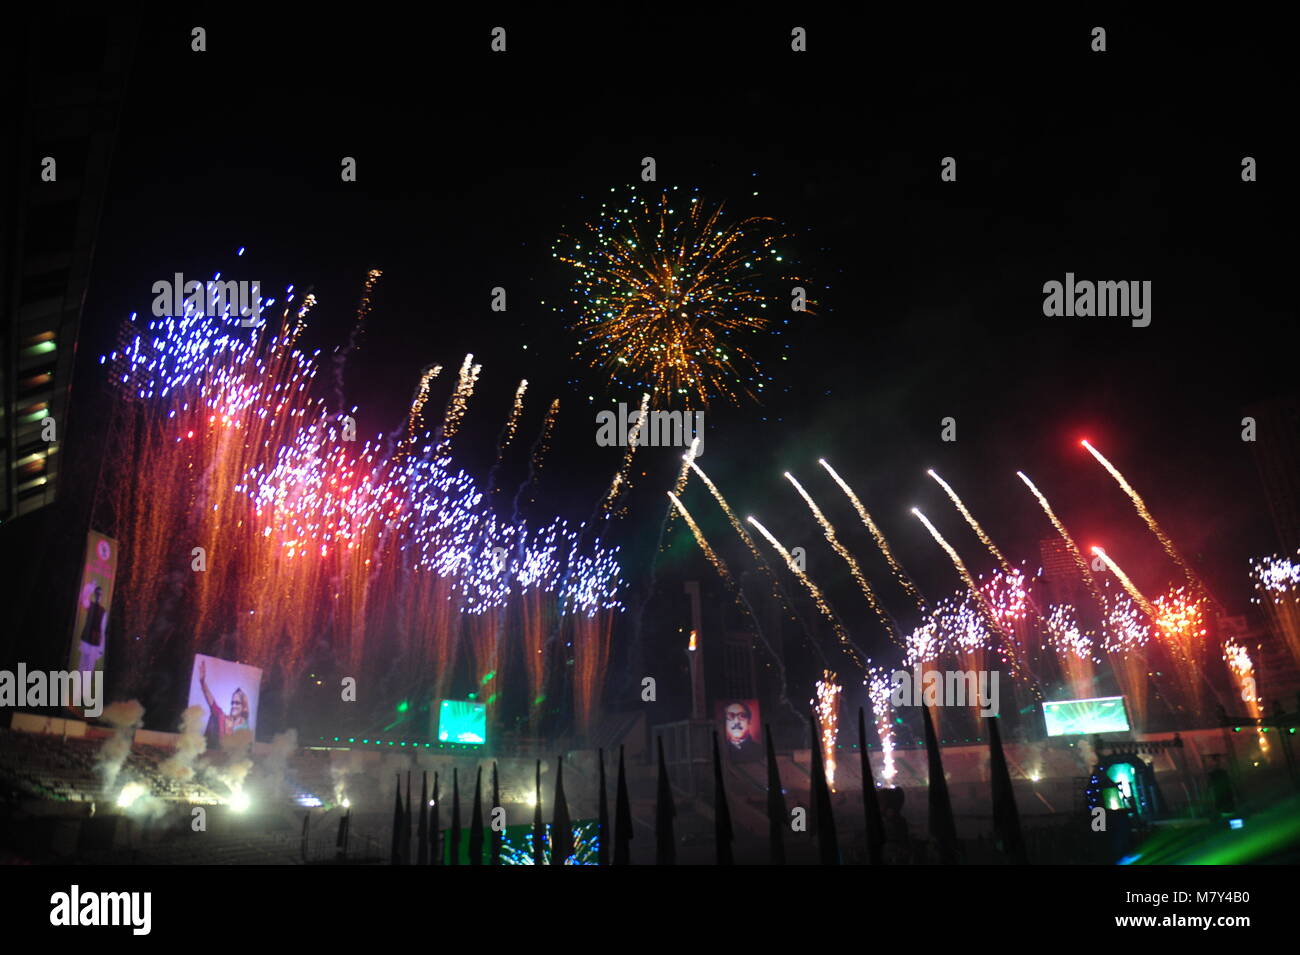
[554,185,808,408]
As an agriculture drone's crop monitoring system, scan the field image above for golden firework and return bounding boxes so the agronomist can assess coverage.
[554,185,809,408]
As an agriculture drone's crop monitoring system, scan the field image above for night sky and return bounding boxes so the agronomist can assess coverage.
[59,14,1296,685]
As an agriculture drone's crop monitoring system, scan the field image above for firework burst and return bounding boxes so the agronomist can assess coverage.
[1251,552,1300,668]
[1101,583,1153,730]
[1043,603,1099,699]
[1223,639,1268,752]
[100,269,625,715]
[980,568,1046,692]
[910,508,1023,677]
[554,185,808,408]
[864,663,897,782]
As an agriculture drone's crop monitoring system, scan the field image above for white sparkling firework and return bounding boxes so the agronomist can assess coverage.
[813,671,842,790]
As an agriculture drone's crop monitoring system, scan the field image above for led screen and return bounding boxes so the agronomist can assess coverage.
[438,699,487,744]
[1043,696,1130,736]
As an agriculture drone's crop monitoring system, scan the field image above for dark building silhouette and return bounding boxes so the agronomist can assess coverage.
[1039,537,1084,608]
[1,16,134,523]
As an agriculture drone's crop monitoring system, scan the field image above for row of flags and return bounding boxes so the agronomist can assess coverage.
[384,708,1026,864]
[383,748,634,864]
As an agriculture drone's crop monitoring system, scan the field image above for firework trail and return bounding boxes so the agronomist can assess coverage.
[554,185,808,408]
[688,461,790,606]
[785,470,902,647]
[927,469,1012,573]
[928,464,1060,678]
[620,434,705,702]
[391,363,442,453]
[441,353,482,441]
[818,458,926,612]
[910,508,1020,672]
[1082,440,1204,594]
[662,437,702,538]
[668,492,738,594]
[1017,470,1104,608]
[1090,547,1156,617]
[686,462,824,667]
[673,438,701,496]
[689,462,764,565]
[813,672,842,790]
[667,491,799,719]
[599,393,650,516]
[486,379,529,495]
[628,438,705,651]
[512,397,560,522]
[333,268,382,409]
[747,514,867,670]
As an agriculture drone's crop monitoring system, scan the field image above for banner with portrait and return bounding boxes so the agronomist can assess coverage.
[188,653,263,747]
[69,531,117,675]
[716,698,763,761]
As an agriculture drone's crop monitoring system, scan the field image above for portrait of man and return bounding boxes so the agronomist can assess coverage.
[718,699,762,761]
[69,532,116,678]
[76,583,108,675]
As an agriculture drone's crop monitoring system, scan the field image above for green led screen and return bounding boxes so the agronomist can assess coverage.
[1042,696,1130,736]
[438,699,487,744]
